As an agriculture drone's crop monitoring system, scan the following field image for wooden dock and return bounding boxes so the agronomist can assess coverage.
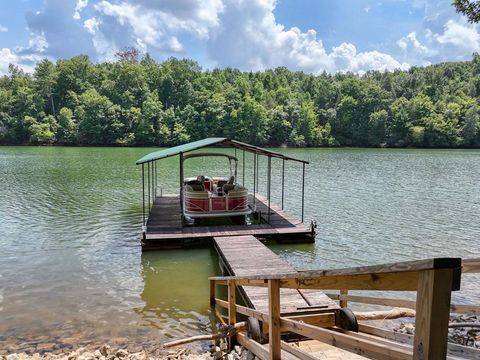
[213,235,338,314]
[143,194,314,249]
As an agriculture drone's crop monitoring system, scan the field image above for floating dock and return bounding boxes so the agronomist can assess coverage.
[143,194,314,249]
[213,235,338,314]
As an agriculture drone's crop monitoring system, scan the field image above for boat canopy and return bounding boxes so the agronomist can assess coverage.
[135,138,308,165]
[183,152,238,161]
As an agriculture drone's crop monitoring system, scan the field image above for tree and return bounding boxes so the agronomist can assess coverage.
[461,106,479,145]
[0,52,479,148]
[453,0,480,23]
[76,89,122,145]
[57,107,77,144]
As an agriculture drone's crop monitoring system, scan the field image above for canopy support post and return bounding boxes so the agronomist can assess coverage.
[256,153,259,195]
[147,161,151,212]
[301,162,305,223]
[154,161,157,199]
[242,150,245,185]
[142,163,145,234]
[281,158,285,210]
[179,152,184,219]
[267,156,271,224]
[253,152,256,211]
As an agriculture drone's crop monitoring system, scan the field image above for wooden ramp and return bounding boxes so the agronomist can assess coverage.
[144,194,314,249]
[213,235,338,314]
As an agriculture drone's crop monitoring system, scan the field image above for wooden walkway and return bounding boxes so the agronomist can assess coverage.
[213,235,338,314]
[143,194,314,249]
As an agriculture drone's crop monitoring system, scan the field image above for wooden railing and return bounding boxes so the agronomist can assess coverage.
[325,258,480,315]
[209,257,472,360]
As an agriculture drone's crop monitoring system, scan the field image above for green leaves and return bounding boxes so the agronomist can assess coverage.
[0,53,479,148]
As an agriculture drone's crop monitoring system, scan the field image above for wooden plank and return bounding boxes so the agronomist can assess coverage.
[359,324,480,360]
[326,293,416,309]
[280,341,318,360]
[144,194,313,244]
[213,235,338,313]
[216,271,421,291]
[280,318,412,360]
[228,280,237,325]
[462,258,480,273]
[327,293,480,315]
[339,289,348,308]
[212,258,462,281]
[268,279,281,360]
[413,269,456,360]
[236,333,299,360]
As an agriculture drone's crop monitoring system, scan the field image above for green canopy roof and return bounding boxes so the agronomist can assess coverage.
[135,138,308,165]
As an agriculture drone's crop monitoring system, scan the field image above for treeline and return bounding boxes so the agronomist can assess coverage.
[1,52,480,147]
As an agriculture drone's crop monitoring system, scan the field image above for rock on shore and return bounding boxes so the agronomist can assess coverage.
[0,344,257,360]
[395,314,480,348]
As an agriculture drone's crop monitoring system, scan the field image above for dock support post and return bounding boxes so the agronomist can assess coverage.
[228,281,236,324]
[281,159,285,210]
[339,289,348,308]
[228,280,237,348]
[268,279,281,360]
[179,153,184,217]
[267,156,271,223]
[210,279,216,307]
[301,162,305,223]
[413,268,458,360]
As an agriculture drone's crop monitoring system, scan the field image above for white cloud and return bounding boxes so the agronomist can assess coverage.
[395,31,431,66]
[434,19,480,53]
[397,32,427,53]
[0,24,8,32]
[0,48,39,76]
[89,0,219,58]
[95,2,161,46]
[206,0,408,73]
[83,17,99,34]
[28,32,49,53]
[74,0,88,20]
[0,48,18,75]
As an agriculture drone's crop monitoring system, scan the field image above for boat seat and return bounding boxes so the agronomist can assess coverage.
[223,184,235,194]
[186,180,204,191]
[186,184,205,191]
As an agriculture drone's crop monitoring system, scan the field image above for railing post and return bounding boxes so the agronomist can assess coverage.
[340,289,348,308]
[210,279,216,307]
[228,280,236,325]
[268,279,281,360]
[413,268,456,360]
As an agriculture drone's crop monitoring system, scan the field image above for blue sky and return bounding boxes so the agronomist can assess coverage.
[0,0,479,75]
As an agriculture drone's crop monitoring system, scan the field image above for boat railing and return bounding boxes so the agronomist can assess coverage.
[184,186,249,214]
[208,257,476,360]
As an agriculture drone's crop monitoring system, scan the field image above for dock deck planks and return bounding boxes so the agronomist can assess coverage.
[144,194,314,247]
[213,235,338,314]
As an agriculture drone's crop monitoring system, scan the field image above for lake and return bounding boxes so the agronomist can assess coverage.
[0,146,479,353]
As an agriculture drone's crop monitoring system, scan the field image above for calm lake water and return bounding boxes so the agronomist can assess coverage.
[1,146,479,353]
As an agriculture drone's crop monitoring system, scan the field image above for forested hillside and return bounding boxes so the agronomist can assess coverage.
[1,52,479,147]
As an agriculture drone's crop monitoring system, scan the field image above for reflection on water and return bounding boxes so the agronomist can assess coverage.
[0,146,479,353]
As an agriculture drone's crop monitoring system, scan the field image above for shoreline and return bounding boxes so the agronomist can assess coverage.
[1,144,480,150]
[2,315,479,359]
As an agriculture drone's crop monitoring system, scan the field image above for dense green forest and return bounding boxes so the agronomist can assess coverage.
[1,52,480,147]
